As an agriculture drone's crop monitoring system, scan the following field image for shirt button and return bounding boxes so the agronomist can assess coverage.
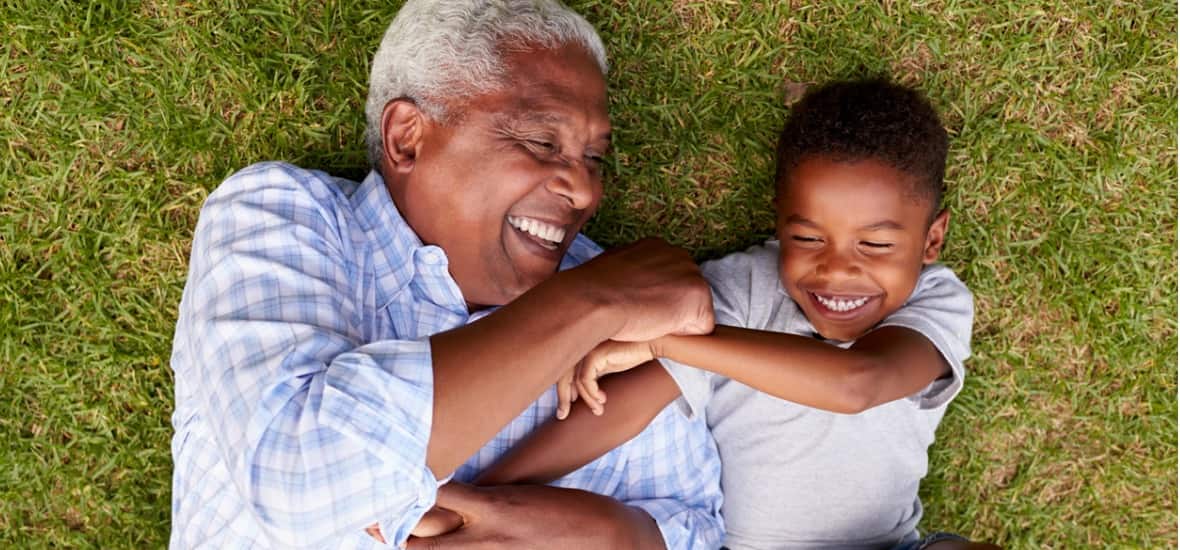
[419,247,443,265]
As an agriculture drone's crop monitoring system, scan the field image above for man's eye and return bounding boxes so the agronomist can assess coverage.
[791,235,822,244]
[527,140,558,154]
[860,241,893,249]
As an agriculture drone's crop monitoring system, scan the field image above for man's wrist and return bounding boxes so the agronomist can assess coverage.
[549,267,626,340]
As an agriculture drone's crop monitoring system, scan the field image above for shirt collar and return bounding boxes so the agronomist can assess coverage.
[352,170,467,315]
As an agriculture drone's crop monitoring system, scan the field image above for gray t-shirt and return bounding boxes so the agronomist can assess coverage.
[664,240,973,550]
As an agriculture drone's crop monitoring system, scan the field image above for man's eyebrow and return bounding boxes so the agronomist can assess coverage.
[494,111,611,145]
[516,110,566,126]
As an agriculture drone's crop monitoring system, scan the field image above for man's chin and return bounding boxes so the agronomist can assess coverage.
[468,266,559,309]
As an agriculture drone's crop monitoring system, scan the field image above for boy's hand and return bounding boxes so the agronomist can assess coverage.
[554,365,580,420]
[575,340,658,416]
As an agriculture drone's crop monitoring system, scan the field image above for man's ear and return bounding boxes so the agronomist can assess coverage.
[380,99,426,176]
[922,208,950,264]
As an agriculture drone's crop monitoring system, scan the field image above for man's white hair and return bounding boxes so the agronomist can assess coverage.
[364,0,609,171]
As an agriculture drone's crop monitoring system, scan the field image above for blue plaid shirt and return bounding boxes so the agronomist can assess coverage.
[170,162,724,549]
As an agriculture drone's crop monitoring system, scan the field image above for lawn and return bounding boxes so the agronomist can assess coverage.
[0,0,1175,547]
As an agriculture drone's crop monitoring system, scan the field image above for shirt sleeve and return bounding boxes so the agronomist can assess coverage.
[661,245,761,419]
[175,164,438,547]
[876,264,975,409]
[559,404,724,549]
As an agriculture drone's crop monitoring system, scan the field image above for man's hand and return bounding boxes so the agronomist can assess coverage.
[556,340,657,417]
[406,482,664,550]
[570,238,714,342]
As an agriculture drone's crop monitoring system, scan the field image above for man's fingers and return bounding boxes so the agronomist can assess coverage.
[406,528,478,550]
[364,523,386,543]
[433,482,486,517]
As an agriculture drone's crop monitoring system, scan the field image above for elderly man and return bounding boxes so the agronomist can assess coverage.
[169,1,723,548]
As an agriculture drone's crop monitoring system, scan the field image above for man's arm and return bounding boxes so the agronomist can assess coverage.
[406,483,668,550]
[415,367,721,550]
[426,238,715,479]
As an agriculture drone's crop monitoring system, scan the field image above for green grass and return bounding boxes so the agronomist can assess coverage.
[0,0,1174,547]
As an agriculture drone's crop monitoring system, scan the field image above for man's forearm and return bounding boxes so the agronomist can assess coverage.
[427,269,621,477]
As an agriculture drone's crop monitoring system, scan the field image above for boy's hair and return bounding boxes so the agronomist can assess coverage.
[774,78,948,212]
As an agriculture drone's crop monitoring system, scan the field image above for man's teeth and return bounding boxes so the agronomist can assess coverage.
[815,294,870,312]
[507,216,565,246]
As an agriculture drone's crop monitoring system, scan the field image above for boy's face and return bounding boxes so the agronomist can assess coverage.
[776,156,948,342]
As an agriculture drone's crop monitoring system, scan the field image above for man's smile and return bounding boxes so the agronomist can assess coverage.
[507,215,567,250]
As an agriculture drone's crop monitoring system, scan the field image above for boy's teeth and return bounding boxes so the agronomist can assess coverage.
[507,216,565,246]
[815,294,870,312]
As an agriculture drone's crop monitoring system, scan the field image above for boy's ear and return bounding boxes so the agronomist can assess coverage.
[380,99,427,176]
[922,209,950,264]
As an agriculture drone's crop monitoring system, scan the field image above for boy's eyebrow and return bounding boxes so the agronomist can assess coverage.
[860,220,907,231]
[784,215,818,227]
[785,215,906,231]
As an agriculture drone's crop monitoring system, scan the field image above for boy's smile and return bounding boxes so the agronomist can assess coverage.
[776,156,948,342]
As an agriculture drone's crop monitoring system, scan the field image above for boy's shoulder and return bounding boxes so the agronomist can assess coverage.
[907,263,974,307]
[700,239,781,283]
[699,239,804,331]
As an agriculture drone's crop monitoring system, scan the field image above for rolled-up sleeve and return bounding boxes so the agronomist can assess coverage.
[174,166,438,547]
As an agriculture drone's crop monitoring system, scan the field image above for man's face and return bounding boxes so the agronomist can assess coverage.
[390,44,611,308]
[776,156,947,342]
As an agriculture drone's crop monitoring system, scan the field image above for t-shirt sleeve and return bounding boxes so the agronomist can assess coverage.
[661,244,769,418]
[876,264,975,409]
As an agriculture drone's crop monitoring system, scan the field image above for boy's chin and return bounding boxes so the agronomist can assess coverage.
[811,322,871,344]
[814,329,856,343]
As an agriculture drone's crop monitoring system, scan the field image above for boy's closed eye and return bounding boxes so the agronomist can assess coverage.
[789,235,823,246]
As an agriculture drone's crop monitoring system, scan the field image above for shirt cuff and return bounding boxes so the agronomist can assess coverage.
[320,336,441,545]
[628,497,723,550]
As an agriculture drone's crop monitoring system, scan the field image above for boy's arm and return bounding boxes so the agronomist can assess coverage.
[475,361,681,486]
[653,324,948,414]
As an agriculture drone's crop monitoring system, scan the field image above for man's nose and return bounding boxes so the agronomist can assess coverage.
[546,160,600,211]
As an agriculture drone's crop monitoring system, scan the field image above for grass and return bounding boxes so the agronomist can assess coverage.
[0,0,1174,547]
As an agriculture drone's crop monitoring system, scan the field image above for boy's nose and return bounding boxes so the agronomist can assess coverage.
[816,251,861,278]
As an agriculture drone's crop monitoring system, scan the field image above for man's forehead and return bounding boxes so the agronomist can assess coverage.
[491,95,612,142]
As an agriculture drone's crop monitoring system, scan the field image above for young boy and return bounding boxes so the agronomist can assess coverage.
[417,79,994,549]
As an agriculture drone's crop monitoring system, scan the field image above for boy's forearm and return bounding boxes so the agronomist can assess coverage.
[655,324,947,413]
[476,362,680,486]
